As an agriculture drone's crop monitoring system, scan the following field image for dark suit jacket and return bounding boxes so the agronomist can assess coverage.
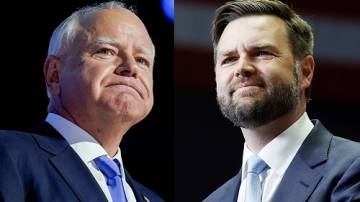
[204,120,360,202]
[0,122,164,202]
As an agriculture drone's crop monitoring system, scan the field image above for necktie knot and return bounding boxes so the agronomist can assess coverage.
[247,155,269,175]
[94,155,127,202]
[94,155,121,182]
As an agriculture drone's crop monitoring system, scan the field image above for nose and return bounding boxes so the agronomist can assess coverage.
[234,56,256,78]
[114,56,138,78]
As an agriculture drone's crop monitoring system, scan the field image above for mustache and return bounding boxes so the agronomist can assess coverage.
[228,77,266,95]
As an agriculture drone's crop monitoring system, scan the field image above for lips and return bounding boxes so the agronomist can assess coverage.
[238,82,262,88]
[106,79,144,99]
[230,81,265,95]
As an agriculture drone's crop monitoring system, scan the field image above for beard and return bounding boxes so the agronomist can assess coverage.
[217,70,299,128]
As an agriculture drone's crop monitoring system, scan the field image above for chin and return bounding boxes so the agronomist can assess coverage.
[114,103,151,122]
[101,94,152,122]
[104,110,142,125]
[233,96,257,105]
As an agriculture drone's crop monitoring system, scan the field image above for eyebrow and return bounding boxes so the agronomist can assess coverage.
[246,43,280,53]
[89,37,155,57]
[217,43,280,56]
[217,49,237,57]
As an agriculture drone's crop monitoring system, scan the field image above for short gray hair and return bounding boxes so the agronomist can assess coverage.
[47,1,134,57]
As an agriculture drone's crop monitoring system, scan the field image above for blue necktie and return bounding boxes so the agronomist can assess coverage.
[245,155,269,202]
[94,155,127,202]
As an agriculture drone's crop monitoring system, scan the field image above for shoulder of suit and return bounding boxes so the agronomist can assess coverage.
[0,130,42,165]
[0,130,42,157]
[130,178,165,202]
[203,173,240,202]
[330,135,360,158]
[312,120,360,158]
[0,130,35,147]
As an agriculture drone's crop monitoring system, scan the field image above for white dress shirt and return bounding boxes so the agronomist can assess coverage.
[237,112,314,202]
[46,113,136,202]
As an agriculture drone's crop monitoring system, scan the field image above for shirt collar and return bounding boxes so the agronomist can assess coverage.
[45,113,126,175]
[241,112,314,179]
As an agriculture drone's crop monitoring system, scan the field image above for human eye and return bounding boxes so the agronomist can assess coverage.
[135,57,151,68]
[93,48,116,59]
[254,50,275,59]
[221,56,238,65]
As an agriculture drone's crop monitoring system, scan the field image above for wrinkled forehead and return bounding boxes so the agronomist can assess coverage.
[217,15,289,53]
[81,8,155,55]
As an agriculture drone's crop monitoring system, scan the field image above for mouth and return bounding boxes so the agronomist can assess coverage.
[106,82,144,99]
[230,82,265,95]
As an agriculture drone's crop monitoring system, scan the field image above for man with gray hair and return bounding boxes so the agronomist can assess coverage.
[0,1,163,202]
[204,0,360,201]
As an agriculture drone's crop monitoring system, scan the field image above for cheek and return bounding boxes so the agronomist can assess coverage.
[143,71,154,98]
[264,59,295,80]
[215,79,223,96]
[60,68,83,95]
[215,69,232,96]
[261,64,293,84]
[82,68,110,98]
[147,94,154,110]
[146,81,154,110]
[144,74,154,104]
[147,74,154,90]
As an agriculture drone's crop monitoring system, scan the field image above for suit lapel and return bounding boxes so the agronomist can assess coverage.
[203,170,242,202]
[32,122,108,202]
[50,147,108,202]
[271,155,323,202]
[272,120,332,202]
[124,171,148,202]
[221,171,242,202]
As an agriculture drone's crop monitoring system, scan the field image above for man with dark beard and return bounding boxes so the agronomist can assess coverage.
[204,0,360,202]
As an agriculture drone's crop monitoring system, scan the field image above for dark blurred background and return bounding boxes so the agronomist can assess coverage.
[175,0,360,201]
[0,0,173,201]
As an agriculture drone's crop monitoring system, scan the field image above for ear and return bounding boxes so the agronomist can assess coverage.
[299,55,315,91]
[43,55,62,96]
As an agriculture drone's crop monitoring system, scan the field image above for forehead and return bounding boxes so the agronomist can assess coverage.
[217,15,290,53]
[82,8,154,55]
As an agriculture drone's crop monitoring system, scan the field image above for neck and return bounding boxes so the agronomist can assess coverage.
[84,121,130,157]
[241,103,306,154]
[49,102,132,157]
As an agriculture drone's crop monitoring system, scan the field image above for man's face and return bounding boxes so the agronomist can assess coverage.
[215,15,300,128]
[59,8,154,126]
